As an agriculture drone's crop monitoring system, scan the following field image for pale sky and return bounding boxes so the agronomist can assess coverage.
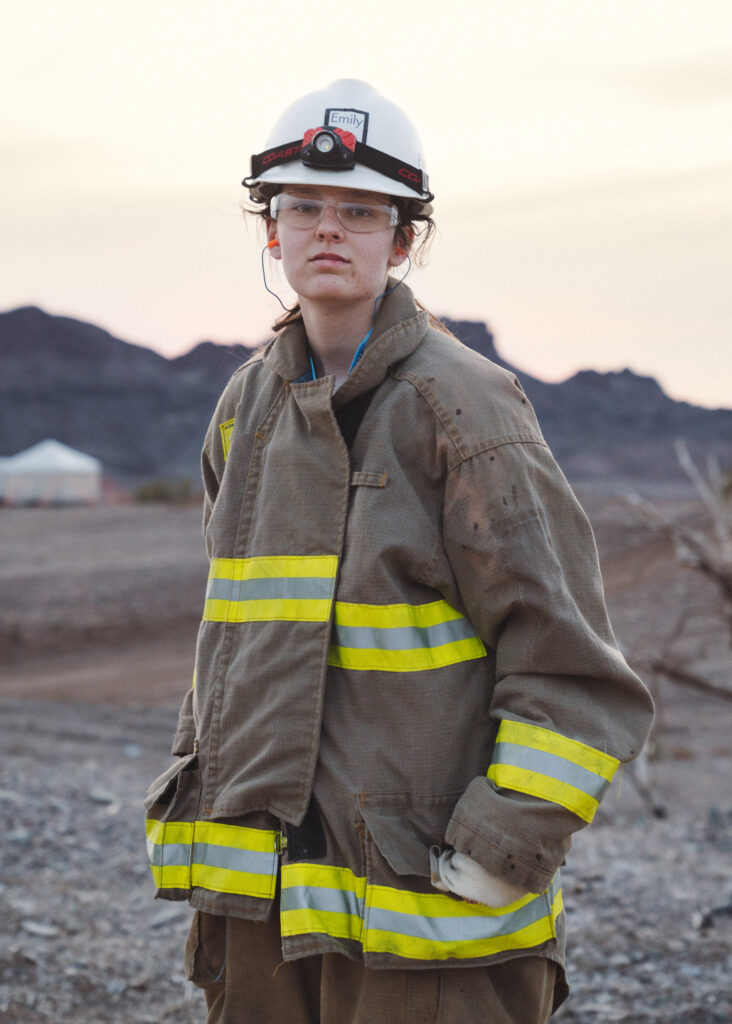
[2,0,731,408]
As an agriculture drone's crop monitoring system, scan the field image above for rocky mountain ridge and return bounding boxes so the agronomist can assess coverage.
[1,306,729,486]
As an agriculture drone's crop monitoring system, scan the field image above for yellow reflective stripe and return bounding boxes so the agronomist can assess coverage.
[280,862,563,962]
[497,720,619,780]
[281,907,363,943]
[334,600,464,629]
[368,884,534,918]
[192,821,277,898]
[204,597,333,623]
[209,556,338,580]
[145,819,193,890]
[329,600,486,673]
[488,720,620,822]
[191,863,276,899]
[364,915,553,960]
[281,862,367,896]
[204,556,338,624]
[146,819,193,846]
[280,863,366,942]
[328,636,486,672]
[194,821,277,852]
[219,418,235,461]
[149,864,191,890]
[145,818,165,845]
[145,819,278,898]
[363,882,562,961]
[552,882,564,918]
[488,763,600,823]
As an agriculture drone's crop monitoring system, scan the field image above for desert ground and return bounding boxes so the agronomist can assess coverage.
[0,491,730,1023]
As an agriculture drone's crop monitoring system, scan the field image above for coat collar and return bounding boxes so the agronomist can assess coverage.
[261,281,430,406]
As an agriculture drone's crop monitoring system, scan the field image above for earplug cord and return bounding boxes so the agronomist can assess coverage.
[372,254,412,317]
[260,242,290,311]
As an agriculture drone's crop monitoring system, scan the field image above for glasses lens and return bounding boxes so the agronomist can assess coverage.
[273,195,398,233]
[336,202,396,232]
[273,195,322,227]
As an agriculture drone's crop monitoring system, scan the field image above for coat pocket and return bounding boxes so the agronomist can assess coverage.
[357,792,561,964]
[358,791,462,881]
[184,910,228,988]
[145,752,199,817]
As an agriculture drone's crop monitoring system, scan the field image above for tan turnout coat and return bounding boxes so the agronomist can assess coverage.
[145,282,653,988]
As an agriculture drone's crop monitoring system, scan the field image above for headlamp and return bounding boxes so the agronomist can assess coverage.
[301,128,356,170]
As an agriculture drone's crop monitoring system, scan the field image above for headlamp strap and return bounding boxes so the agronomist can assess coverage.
[245,138,431,199]
[355,141,430,199]
[248,141,304,180]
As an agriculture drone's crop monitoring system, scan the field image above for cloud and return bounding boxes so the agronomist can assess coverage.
[563,49,732,106]
[621,49,732,105]
[451,161,732,222]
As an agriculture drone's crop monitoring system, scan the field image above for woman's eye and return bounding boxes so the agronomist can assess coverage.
[343,204,374,220]
[292,201,318,215]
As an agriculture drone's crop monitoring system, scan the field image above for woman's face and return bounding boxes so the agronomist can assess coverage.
[266,185,407,311]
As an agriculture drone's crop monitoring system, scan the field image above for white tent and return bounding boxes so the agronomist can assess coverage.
[0,440,102,505]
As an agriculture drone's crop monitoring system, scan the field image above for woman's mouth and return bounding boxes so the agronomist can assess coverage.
[310,252,349,265]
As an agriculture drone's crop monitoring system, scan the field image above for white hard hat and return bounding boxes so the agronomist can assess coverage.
[244,79,433,205]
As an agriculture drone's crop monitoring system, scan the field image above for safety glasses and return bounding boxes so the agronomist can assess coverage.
[270,193,399,234]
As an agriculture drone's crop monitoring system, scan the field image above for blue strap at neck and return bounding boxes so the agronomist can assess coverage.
[295,327,373,384]
[348,327,374,375]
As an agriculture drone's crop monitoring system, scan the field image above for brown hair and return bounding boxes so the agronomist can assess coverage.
[242,187,437,332]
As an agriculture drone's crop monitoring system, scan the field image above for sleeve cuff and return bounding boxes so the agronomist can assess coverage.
[445,776,571,893]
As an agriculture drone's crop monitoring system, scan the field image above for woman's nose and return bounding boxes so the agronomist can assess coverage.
[316,204,343,238]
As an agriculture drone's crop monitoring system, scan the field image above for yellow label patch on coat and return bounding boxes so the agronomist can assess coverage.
[219,418,235,461]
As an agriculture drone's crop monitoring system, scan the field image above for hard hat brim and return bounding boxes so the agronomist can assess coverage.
[248,162,432,204]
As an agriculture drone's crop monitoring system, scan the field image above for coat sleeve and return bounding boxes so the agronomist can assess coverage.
[442,435,654,893]
[169,385,236,755]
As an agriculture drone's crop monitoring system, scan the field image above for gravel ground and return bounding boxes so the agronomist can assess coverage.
[0,693,730,1023]
[0,700,203,1024]
[1,497,730,1022]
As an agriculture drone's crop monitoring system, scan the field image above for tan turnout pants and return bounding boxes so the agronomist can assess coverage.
[186,909,559,1024]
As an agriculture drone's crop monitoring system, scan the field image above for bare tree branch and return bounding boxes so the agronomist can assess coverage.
[627,443,732,613]
[626,443,732,723]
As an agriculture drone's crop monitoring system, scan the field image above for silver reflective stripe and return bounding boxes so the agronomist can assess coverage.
[192,841,278,876]
[206,577,335,602]
[492,742,612,801]
[148,841,190,868]
[332,617,477,651]
[367,889,552,943]
[281,884,365,919]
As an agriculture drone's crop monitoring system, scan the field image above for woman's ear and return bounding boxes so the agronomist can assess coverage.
[388,225,413,267]
[388,246,408,268]
[265,216,281,259]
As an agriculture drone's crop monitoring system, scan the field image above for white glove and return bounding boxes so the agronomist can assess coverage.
[430,847,530,908]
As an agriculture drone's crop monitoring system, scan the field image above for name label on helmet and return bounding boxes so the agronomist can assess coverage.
[324,108,369,144]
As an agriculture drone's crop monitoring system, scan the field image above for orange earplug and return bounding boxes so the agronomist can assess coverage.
[267,238,279,248]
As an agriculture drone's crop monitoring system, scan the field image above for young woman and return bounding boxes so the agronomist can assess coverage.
[145,80,654,1023]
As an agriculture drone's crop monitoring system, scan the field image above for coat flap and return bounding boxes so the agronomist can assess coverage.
[144,752,197,811]
[359,792,463,878]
